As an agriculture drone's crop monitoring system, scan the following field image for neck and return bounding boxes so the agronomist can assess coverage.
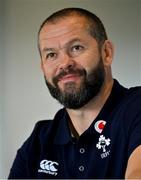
[66,78,114,136]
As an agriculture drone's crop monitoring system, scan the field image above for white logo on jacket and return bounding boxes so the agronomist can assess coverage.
[96,135,111,159]
[38,159,59,176]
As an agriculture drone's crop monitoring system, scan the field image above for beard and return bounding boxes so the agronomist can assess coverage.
[45,58,105,109]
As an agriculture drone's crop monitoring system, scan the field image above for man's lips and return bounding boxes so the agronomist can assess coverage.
[53,69,86,86]
[59,74,81,83]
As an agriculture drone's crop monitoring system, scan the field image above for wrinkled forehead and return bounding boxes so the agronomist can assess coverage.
[39,16,89,41]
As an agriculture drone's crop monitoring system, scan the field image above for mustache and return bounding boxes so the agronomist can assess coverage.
[53,68,86,85]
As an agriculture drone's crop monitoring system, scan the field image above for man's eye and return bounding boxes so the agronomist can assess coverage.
[71,45,83,52]
[46,52,57,60]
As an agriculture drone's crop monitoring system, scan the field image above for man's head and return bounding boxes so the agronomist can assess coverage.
[38,8,114,109]
[38,8,108,52]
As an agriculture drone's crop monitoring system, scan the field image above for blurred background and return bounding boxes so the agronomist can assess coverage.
[0,0,141,178]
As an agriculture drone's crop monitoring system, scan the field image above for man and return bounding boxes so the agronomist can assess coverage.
[9,8,141,179]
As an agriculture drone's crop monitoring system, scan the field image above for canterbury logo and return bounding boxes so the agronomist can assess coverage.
[38,159,59,176]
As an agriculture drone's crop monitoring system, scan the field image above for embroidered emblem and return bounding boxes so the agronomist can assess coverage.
[38,159,59,176]
[96,135,111,159]
[94,120,106,133]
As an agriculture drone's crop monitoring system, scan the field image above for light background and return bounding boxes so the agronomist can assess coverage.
[0,0,141,178]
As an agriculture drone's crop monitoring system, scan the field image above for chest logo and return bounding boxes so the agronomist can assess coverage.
[96,135,111,159]
[38,159,59,176]
[94,120,106,133]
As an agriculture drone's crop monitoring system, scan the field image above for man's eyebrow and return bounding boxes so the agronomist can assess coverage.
[42,38,83,53]
[63,38,84,49]
[66,38,83,45]
[42,47,55,53]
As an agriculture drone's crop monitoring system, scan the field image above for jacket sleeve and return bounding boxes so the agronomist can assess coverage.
[8,120,52,179]
[125,88,141,158]
[8,145,28,179]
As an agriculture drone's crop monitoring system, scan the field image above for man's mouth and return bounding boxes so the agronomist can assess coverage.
[53,68,86,86]
[59,74,81,83]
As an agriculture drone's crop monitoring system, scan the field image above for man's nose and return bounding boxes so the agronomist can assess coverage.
[59,53,75,71]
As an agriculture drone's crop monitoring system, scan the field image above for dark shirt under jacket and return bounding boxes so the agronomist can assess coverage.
[8,80,141,179]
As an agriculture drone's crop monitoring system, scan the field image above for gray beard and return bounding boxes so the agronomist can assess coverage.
[45,59,105,109]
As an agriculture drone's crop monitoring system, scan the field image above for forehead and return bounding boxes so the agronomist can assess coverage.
[39,16,90,43]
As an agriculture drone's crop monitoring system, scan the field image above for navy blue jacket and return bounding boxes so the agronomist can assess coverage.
[8,80,141,179]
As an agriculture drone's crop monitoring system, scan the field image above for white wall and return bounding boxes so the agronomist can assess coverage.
[1,0,141,178]
[0,0,5,177]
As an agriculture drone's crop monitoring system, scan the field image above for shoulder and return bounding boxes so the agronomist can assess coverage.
[111,81,141,117]
[33,119,53,134]
[33,108,66,137]
[22,108,66,148]
[120,86,141,110]
[119,87,141,155]
[116,86,141,123]
[111,85,141,138]
[18,120,53,151]
[128,86,141,98]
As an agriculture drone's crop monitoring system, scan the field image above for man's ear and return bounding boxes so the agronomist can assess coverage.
[101,40,114,66]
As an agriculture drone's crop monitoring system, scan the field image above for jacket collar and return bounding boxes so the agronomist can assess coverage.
[53,79,128,145]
